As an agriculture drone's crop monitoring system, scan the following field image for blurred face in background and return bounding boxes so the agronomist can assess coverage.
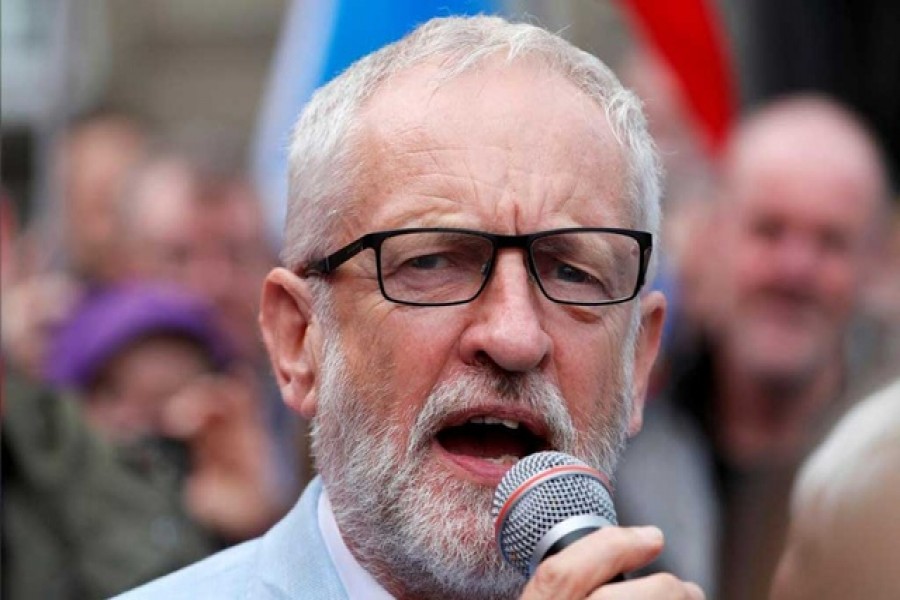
[125,160,274,359]
[60,116,146,282]
[712,104,883,388]
[86,335,213,443]
[125,159,200,287]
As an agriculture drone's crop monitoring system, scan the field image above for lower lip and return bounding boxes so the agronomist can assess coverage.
[432,440,514,485]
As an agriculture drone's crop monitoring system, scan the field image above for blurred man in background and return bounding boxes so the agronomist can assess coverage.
[616,95,892,600]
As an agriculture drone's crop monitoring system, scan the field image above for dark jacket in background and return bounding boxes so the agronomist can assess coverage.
[1,370,219,600]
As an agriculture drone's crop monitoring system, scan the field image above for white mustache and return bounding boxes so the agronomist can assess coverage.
[405,368,577,458]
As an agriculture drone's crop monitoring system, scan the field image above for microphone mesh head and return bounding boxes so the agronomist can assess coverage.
[492,451,617,576]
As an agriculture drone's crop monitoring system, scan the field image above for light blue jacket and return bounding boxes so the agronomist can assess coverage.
[115,477,349,599]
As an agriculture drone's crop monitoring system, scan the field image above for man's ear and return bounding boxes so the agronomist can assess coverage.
[627,290,666,437]
[259,267,323,420]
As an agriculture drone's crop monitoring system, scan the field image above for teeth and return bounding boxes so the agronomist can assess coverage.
[485,455,520,466]
[469,417,519,429]
[472,416,520,429]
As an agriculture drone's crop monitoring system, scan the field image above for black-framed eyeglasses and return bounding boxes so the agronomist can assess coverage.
[299,227,652,307]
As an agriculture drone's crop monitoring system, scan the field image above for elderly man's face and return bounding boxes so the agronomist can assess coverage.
[329,60,658,475]
[263,59,664,598]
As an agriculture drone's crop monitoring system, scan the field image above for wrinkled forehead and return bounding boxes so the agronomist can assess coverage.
[363,57,620,155]
[351,58,630,227]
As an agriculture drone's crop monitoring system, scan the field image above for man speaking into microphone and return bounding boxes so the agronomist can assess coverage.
[117,15,702,600]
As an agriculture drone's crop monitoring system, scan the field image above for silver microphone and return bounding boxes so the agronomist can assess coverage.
[492,451,618,578]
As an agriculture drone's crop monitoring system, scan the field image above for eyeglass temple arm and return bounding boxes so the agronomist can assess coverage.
[300,238,368,276]
[636,245,653,291]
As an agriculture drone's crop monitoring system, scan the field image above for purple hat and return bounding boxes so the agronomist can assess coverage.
[45,283,233,390]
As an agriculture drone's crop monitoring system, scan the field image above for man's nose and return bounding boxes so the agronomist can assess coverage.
[774,234,820,281]
[458,250,552,372]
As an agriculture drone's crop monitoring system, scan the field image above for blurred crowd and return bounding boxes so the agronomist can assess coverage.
[2,29,900,600]
[1,111,309,598]
[614,48,900,600]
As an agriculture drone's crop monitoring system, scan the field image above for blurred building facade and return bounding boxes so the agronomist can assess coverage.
[1,0,286,224]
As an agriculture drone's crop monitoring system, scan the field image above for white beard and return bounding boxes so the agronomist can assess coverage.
[311,317,636,600]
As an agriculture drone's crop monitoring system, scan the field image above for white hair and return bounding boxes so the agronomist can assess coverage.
[282,15,662,277]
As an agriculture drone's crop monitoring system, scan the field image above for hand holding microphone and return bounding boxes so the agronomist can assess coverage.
[493,451,705,599]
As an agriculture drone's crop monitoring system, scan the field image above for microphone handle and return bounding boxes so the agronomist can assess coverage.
[541,526,626,583]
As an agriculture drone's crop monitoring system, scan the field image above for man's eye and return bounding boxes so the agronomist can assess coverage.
[751,218,784,242]
[406,253,449,270]
[554,263,597,284]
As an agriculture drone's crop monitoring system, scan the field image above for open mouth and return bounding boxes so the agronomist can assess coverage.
[435,415,550,478]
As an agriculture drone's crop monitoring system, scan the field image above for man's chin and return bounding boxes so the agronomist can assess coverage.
[385,455,517,587]
[741,346,827,391]
[412,448,498,519]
